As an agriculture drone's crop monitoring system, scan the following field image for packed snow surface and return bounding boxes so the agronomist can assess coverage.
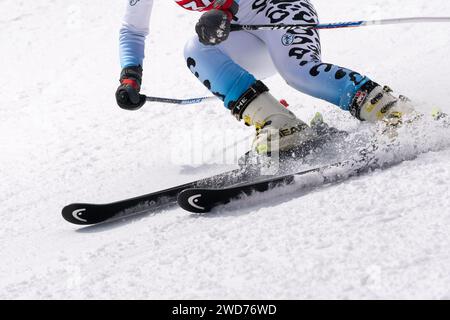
[0,0,449,299]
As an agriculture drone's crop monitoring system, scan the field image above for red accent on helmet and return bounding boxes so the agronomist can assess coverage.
[175,0,234,12]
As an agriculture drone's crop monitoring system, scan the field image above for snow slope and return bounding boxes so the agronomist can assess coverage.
[0,0,449,299]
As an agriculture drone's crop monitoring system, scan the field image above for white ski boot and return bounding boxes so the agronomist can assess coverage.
[230,81,316,155]
[350,81,417,125]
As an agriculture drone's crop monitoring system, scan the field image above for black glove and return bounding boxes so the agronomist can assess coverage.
[195,9,231,46]
[115,65,146,110]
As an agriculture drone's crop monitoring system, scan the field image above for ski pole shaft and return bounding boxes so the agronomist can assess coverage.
[231,16,450,31]
[145,95,216,105]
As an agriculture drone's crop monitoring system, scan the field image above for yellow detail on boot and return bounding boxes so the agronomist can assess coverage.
[375,111,385,120]
[310,112,323,127]
[243,115,252,126]
[389,111,403,118]
[243,115,267,130]
[376,107,400,121]
[382,111,403,127]
[431,107,442,119]
[254,121,266,131]
[256,143,269,155]
[365,102,377,114]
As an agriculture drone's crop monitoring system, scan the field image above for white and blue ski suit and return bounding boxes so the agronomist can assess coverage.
[120,0,371,111]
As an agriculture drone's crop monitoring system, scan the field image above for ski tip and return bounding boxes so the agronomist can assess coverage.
[61,203,105,225]
[177,189,213,214]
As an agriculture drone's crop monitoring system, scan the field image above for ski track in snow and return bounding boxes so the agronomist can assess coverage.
[0,0,449,299]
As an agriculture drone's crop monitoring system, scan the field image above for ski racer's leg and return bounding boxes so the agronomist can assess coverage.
[183,31,276,108]
[247,0,413,122]
[184,31,317,153]
[248,0,369,110]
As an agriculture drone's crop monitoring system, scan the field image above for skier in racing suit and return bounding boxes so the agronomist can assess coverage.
[116,0,413,154]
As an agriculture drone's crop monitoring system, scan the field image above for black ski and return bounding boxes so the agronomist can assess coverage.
[177,162,343,213]
[177,147,380,213]
[62,166,259,225]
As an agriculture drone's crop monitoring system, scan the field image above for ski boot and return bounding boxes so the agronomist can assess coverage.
[350,81,419,126]
[230,81,317,158]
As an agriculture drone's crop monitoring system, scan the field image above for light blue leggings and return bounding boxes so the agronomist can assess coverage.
[184,0,370,111]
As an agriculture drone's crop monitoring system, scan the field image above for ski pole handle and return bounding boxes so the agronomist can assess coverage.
[145,95,216,105]
[231,16,450,31]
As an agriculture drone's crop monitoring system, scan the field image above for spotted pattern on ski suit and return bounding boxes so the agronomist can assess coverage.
[120,0,371,112]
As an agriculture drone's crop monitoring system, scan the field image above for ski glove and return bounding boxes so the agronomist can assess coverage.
[195,9,232,46]
[115,66,146,111]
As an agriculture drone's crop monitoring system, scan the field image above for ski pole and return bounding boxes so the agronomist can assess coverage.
[145,95,216,105]
[231,16,450,31]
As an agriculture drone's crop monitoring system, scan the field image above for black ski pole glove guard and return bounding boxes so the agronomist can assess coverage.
[116,65,146,111]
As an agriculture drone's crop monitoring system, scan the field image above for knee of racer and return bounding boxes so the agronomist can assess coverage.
[279,60,320,96]
[184,35,221,76]
[184,35,219,63]
[183,36,201,62]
